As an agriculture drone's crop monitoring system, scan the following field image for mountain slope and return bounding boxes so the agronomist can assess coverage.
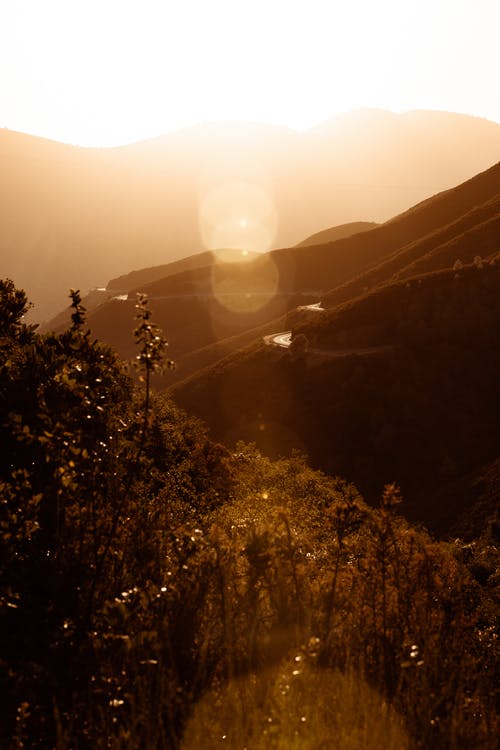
[284,160,500,300]
[46,161,500,381]
[171,257,500,533]
[106,251,225,291]
[322,190,500,309]
[295,221,378,247]
[2,110,500,321]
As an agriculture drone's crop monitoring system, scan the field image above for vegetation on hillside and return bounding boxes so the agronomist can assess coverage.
[173,257,500,531]
[1,279,497,748]
[5,117,499,322]
[44,161,499,392]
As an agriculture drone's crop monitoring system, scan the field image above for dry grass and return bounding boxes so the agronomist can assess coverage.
[181,662,410,750]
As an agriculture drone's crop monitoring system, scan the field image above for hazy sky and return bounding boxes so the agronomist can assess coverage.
[1,0,499,146]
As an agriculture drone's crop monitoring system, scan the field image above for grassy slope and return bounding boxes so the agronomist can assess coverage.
[4,115,500,322]
[52,162,500,377]
[48,216,400,361]
[287,160,500,299]
[172,257,500,533]
[295,221,378,247]
[107,251,221,291]
[322,190,500,308]
[165,162,500,384]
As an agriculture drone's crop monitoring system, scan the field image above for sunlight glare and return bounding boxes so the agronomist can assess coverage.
[181,663,410,749]
[199,181,278,254]
[209,251,280,315]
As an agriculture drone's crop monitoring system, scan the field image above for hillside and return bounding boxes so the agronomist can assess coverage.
[46,161,500,382]
[283,160,500,299]
[2,277,497,748]
[105,248,260,291]
[2,110,500,321]
[295,221,378,247]
[41,248,261,334]
[42,249,320,361]
[171,256,500,534]
[321,162,500,308]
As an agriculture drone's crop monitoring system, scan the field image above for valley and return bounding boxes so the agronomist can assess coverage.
[1,121,499,750]
[3,0,500,742]
[3,109,500,322]
[35,157,500,537]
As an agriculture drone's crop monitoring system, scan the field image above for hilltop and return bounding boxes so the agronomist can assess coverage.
[295,221,378,247]
[3,109,500,321]
[41,161,500,385]
[169,164,500,533]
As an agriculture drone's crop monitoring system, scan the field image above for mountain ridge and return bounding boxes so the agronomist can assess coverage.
[3,110,500,321]
[171,256,500,532]
[42,161,500,385]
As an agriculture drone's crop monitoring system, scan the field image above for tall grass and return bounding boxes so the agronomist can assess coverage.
[39,460,495,750]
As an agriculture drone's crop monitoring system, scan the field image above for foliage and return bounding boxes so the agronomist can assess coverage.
[0,280,497,749]
[173,259,500,533]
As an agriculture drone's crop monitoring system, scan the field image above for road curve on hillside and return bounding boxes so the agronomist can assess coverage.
[296,301,324,311]
[264,331,393,359]
[263,331,292,348]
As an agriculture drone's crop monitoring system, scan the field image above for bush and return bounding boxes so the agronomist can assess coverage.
[0,280,496,749]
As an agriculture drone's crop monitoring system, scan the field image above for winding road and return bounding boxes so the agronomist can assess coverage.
[263,331,293,348]
[264,324,393,360]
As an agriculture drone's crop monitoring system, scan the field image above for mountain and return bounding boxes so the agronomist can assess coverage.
[40,217,397,365]
[172,257,500,533]
[107,251,229,291]
[295,221,378,247]
[169,165,500,532]
[42,248,261,333]
[42,249,320,362]
[2,109,500,321]
[321,160,500,309]
[42,161,500,388]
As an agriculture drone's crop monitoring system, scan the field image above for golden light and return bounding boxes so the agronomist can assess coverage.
[199,180,278,254]
[209,251,280,315]
[181,663,410,749]
[198,168,282,318]
[2,2,500,147]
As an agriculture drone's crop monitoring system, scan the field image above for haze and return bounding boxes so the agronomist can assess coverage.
[3,111,500,322]
[1,0,499,146]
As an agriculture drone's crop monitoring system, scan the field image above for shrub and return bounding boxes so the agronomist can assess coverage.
[0,281,496,749]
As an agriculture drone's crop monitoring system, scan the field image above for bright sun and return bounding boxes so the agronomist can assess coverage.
[1,0,499,146]
[199,181,278,253]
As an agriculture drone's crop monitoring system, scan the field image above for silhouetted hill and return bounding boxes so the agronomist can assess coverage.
[295,222,378,247]
[174,164,499,382]
[106,249,259,291]
[289,161,500,302]
[107,252,219,291]
[45,161,500,385]
[40,217,388,363]
[3,110,500,321]
[168,162,500,379]
[172,257,500,533]
[320,162,500,308]
[41,249,263,334]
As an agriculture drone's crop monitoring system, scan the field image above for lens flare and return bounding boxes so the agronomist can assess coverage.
[181,663,410,749]
[209,251,281,315]
[199,181,278,254]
